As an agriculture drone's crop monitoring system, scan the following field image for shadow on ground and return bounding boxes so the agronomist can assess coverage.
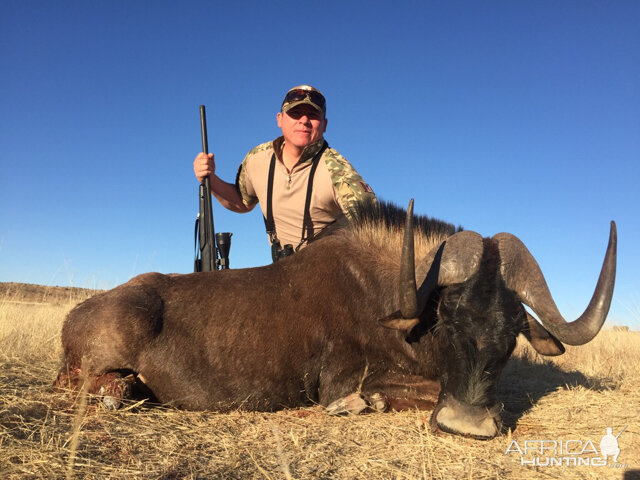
[498,354,616,432]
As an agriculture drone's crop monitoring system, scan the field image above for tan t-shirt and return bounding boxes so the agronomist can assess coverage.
[236,137,376,248]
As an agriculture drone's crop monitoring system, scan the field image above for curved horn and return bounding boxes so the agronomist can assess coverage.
[414,230,485,312]
[494,222,617,346]
[383,205,484,331]
[399,199,418,318]
[399,200,484,317]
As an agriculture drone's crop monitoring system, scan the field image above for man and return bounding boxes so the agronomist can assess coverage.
[600,427,621,463]
[193,85,376,261]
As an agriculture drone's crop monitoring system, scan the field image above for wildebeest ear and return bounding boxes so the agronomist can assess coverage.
[379,311,420,331]
[522,312,565,356]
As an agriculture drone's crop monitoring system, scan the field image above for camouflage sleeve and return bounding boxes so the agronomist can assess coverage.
[235,160,257,208]
[323,148,377,218]
[235,142,272,208]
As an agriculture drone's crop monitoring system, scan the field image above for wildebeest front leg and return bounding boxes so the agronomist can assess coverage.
[362,376,440,412]
[319,351,399,415]
[323,363,440,416]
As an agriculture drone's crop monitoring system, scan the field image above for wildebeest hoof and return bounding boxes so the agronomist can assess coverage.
[326,392,369,415]
[325,393,389,415]
[100,391,121,410]
[326,392,388,415]
[369,393,389,412]
[98,375,134,410]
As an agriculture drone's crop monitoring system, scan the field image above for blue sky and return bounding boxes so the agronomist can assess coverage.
[1,1,638,328]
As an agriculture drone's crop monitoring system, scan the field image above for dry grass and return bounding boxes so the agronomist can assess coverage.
[1,285,638,479]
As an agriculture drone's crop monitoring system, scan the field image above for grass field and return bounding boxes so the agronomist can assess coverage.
[1,284,638,479]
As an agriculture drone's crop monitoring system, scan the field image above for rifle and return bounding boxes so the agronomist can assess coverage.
[194,105,232,272]
[615,425,628,439]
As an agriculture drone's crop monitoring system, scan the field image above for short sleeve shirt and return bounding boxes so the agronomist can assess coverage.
[236,136,376,247]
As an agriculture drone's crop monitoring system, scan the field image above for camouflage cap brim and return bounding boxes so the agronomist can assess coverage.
[281,98,325,116]
[281,85,326,116]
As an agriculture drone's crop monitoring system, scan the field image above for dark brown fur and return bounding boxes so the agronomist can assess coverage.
[56,226,450,410]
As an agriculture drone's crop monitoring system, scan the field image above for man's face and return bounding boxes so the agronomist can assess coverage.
[277,104,327,149]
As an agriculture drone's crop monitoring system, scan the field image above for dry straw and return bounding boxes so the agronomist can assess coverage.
[1,284,638,479]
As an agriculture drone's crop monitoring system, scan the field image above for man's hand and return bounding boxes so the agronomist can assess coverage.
[192,152,251,213]
[193,152,215,183]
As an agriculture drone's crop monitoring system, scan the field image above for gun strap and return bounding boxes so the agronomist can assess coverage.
[264,141,328,248]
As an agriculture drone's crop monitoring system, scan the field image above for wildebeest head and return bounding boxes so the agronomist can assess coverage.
[378,200,617,439]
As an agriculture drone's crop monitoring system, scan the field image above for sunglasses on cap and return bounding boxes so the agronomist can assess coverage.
[281,86,326,115]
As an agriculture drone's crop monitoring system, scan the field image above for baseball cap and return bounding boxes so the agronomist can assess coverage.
[281,85,326,116]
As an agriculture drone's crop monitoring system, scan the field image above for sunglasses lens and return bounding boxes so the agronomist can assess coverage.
[308,91,326,109]
[283,89,326,111]
[284,90,306,103]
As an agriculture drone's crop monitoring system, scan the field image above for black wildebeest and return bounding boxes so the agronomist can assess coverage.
[55,200,616,439]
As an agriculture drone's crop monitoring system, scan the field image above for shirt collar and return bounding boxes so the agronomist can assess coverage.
[273,136,326,164]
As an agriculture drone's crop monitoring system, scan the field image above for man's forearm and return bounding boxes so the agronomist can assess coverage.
[210,175,251,213]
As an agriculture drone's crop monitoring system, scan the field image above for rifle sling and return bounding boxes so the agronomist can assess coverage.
[194,215,201,272]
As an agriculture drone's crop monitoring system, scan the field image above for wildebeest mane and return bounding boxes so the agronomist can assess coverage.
[349,198,462,237]
[345,199,462,259]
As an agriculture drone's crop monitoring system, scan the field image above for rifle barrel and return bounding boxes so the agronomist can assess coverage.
[200,105,209,154]
[616,425,628,439]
